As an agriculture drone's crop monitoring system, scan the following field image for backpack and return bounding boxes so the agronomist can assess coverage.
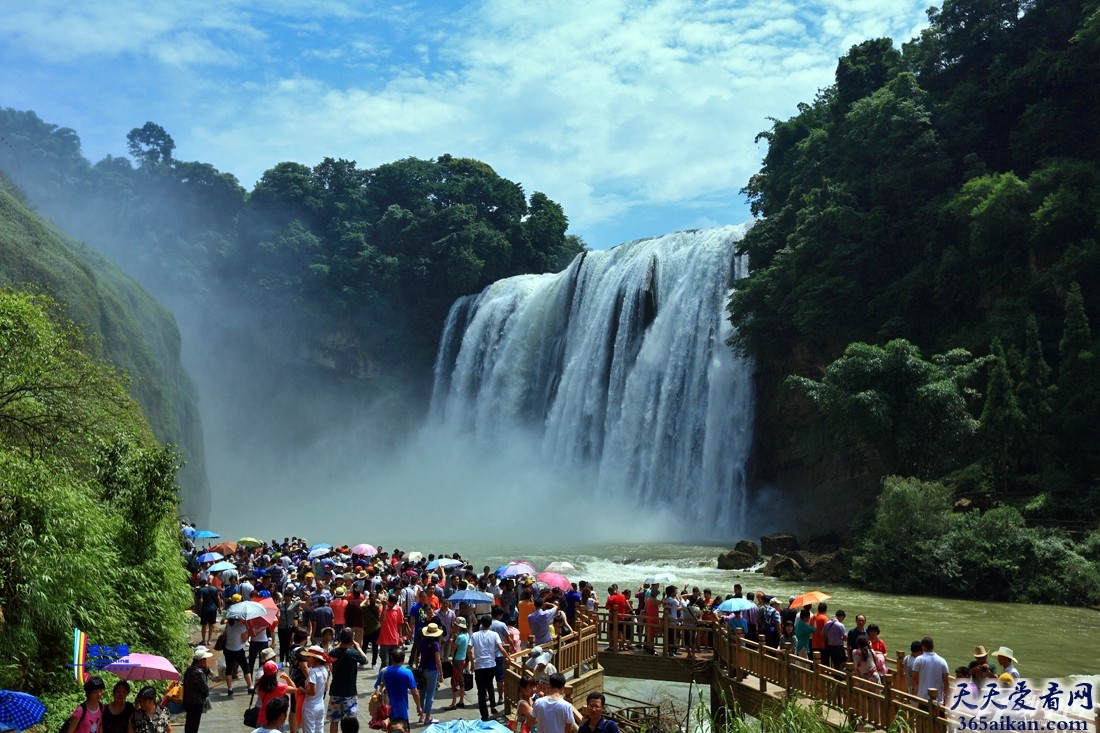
[60,704,86,733]
[288,646,307,687]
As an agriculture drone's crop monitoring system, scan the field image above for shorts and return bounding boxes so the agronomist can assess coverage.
[224,648,247,676]
[451,660,466,690]
[200,609,217,625]
[326,695,358,723]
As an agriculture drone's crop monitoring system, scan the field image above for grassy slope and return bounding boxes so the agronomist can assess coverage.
[0,187,209,519]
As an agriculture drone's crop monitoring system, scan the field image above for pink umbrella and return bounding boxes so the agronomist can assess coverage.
[536,572,571,591]
[351,544,377,556]
[104,653,181,681]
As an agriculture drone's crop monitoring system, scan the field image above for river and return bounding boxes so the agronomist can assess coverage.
[405,541,1097,679]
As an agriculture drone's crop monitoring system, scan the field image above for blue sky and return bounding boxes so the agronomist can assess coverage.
[1,0,931,248]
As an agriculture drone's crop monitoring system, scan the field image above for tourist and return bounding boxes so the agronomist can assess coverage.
[909,636,950,703]
[128,686,171,733]
[533,673,582,733]
[278,592,302,662]
[285,628,310,733]
[375,648,422,726]
[301,645,331,733]
[248,613,274,689]
[866,623,886,656]
[661,586,683,655]
[255,660,296,730]
[182,648,212,733]
[194,576,221,646]
[578,692,618,733]
[903,641,922,690]
[846,614,868,660]
[852,636,886,683]
[810,602,829,660]
[328,628,369,733]
[223,617,253,696]
[642,586,660,655]
[256,697,291,733]
[344,589,366,646]
[490,607,513,697]
[968,645,997,681]
[511,678,536,733]
[822,609,847,669]
[759,598,782,647]
[102,681,133,733]
[605,586,630,652]
[470,614,509,721]
[517,588,535,642]
[524,647,558,688]
[437,598,456,658]
[778,620,797,651]
[378,594,404,669]
[65,677,105,733]
[312,597,335,641]
[417,621,445,725]
[446,616,470,710]
[362,591,383,668]
[727,610,748,641]
[528,597,559,645]
[330,586,349,634]
[993,646,1020,679]
[793,608,814,658]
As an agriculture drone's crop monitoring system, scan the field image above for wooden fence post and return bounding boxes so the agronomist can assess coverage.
[883,675,895,729]
[812,651,822,699]
[758,635,766,692]
[609,606,618,652]
[733,628,742,681]
[845,662,856,723]
[783,642,793,699]
[661,614,670,657]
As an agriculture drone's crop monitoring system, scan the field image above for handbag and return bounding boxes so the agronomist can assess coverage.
[463,670,473,689]
[243,690,260,728]
[412,666,427,690]
[441,660,453,680]
[214,632,227,651]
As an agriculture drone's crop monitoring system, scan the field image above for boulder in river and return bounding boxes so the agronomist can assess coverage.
[760,533,800,556]
[762,554,803,579]
[733,539,759,559]
[716,550,758,570]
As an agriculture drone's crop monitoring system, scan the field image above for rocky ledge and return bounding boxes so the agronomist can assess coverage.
[717,533,848,582]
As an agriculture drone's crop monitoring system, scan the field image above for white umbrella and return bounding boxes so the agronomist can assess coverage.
[544,561,576,573]
[406,551,424,563]
[643,572,678,585]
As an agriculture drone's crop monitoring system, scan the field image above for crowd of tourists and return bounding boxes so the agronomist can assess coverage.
[131,531,1024,733]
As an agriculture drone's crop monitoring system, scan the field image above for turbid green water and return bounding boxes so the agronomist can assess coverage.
[434,541,1099,678]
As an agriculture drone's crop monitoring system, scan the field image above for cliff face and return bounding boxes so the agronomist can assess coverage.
[0,186,209,521]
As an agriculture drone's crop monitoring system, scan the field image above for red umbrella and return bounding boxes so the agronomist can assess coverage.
[250,596,279,632]
[104,653,181,681]
[536,572,571,591]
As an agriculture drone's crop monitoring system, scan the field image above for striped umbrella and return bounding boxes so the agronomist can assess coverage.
[0,691,46,731]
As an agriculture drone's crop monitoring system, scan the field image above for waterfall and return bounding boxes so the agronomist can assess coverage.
[430,226,754,538]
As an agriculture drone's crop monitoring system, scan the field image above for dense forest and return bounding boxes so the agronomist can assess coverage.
[730,0,1100,602]
[0,115,585,377]
[0,284,192,717]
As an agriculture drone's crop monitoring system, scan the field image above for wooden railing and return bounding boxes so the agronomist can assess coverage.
[502,609,601,712]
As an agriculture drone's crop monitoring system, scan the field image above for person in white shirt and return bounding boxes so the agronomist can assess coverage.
[909,636,950,703]
[470,615,509,721]
[533,673,582,733]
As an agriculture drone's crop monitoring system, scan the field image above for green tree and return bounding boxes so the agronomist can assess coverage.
[1052,282,1100,480]
[126,122,175,167]
[787,339,986,477]
[1016,314,1052,474]
[979,337,1024,495]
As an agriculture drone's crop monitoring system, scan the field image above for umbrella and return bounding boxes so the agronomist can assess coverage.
[309,543,332,552]
[351,544,377,556]
[426,558,463,571]
[211,541,239,556]
[406,551,424,563]
[206,560,236,573]
[197,552,224,564]
[448,589,494,604]
[0,691,46,731]
[544,561,576,573]
[716,597,756,613]
[226,601,269,621]
[104,653,180,681]
[790,591,831,609]
[248,597,279,632]
[193,530,220,539]
[536,572,571,591]
[308,547,331,560]
[496,561,536,578]
[643,572,678,585]
[238,537,262,547]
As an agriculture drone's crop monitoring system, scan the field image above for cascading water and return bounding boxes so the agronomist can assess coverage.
[430,225,754,538]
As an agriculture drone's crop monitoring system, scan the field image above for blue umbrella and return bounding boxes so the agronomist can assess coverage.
[193,530,220,539]
[309,543,332,552]
[448,589,494,604]
[0,690,47,731]
[426,558,463,571]
[206,560,236,573]
[308,547,331,560]
[197,552,224,563]
[425,719,510,733]
[716,597,755,613]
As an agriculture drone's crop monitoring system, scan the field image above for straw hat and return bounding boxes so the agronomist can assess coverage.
[301,645,327,661]
[993,646,1016,662]
[973,645,988,658]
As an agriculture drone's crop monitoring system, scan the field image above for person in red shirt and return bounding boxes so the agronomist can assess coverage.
[256,661,297,728]
[867,623,887,655]
[378,593,405,669]
[810,602,829,659]
[604,585,630,652]
[330,587,349,633]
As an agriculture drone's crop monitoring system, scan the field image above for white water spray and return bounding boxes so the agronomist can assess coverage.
[430,226,754,538]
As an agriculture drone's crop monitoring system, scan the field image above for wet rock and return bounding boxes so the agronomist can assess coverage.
[716,550,757,570]
[762,554,803,578]
[734,540,760,558]
[760,533,800,556]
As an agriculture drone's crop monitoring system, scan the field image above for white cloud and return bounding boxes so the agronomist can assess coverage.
[2,0,931,244]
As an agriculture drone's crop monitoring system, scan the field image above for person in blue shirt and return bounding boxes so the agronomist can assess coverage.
[374,648,422,725]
